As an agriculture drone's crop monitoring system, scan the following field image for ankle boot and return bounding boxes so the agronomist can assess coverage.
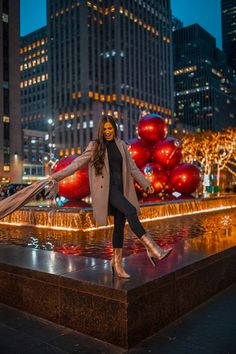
[140,233,173,267]
[111,248,130,279]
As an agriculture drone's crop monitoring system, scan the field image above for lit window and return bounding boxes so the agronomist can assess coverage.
[3,116,10,123]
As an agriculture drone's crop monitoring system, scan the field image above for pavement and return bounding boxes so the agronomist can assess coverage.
[0,282,236,354]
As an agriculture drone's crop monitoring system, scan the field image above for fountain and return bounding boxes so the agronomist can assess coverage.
[0,194,236,349]
[0,195,236,231]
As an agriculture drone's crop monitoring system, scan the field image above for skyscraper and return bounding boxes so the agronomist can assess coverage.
[173,24,236,131]
[47,0,174,157]
[0,0,22,184]
[20,26,49,131]
[172,15,183,32]
[221,0,236,73]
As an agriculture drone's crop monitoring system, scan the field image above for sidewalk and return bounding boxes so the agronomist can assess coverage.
[0,282,236,354]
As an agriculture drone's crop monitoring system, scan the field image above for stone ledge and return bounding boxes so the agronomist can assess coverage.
[0,230,235,348]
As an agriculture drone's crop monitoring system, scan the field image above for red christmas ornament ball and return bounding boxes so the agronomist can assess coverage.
[169,163,201,195]
[138,114,168,144]
[137,163,168,194]
[52,155,90,200]
[164,181,174,194]
[128,139,151,167]
[153,137,182,169]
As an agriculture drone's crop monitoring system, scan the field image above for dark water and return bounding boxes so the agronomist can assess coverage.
[0,208,235,259]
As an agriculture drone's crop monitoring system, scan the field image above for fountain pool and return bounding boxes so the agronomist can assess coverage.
[0,207,235,260]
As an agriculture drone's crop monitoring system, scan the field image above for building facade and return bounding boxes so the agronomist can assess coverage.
[221,0,236,73]
[22,129,49,183]
[47,0,174,157]
[20,26,49,131]
[0,0,22,184]
[172,15,183,32]
[173,24,236,131]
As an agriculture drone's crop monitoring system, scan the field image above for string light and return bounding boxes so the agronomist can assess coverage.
[181,128,236,186]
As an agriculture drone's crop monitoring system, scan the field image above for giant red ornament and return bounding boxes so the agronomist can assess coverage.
[153,137,182,169]
[128,139,151,167]
[137,163,168,194]
[138,114,168,144]
[164,181,174,194]
[169,163,201,195]
[52,155,90,200]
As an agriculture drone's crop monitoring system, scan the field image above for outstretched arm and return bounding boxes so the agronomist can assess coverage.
[50,141,94,182]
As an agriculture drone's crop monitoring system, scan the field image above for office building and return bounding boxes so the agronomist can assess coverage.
[221,0,236,72]
[20,26,49,131]
[47,0,174,156]
[0,0,22,184]
[172,15,183,32]
[22,129,49,183]
[173,24,236,131]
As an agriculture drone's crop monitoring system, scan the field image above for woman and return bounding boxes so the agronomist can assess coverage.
[48,116,172,278]
[0,116,172,278]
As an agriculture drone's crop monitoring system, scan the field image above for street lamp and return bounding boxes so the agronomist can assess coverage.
[47,118,58,168]
[47,118,72,168]
[47,118,53,125]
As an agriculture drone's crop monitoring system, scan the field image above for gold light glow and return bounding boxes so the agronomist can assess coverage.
[0,197,236,232]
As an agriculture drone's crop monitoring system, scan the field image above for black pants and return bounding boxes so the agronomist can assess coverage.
[109,174,145,248]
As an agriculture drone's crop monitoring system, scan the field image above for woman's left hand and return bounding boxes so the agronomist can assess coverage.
[146,185,155,194]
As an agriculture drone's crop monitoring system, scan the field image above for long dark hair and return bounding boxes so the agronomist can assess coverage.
[93,115,118,175]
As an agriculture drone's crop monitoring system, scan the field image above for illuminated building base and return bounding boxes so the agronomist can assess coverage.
[1,195,236,231]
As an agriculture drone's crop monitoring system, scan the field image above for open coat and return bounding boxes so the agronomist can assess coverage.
[51,138,151,226]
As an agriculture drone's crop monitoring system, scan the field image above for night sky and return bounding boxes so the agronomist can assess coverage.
[20,0,222,48]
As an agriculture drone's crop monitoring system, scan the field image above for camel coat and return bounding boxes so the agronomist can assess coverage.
[51,138,151,226]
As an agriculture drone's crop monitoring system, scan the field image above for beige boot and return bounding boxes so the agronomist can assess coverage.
[140,233,173,267]
[111,248,130,278]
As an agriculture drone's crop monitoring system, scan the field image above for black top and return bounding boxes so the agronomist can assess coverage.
[106,140,123,177]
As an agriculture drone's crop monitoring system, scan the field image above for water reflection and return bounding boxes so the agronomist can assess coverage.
[0,208,235,260]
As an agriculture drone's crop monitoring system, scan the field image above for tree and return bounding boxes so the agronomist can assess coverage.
[181,129,236,193]
[211,129,236,187]
[182,130,215,176]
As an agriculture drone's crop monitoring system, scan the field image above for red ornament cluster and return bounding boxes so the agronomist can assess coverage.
[52,114,200,201]
[128,114,201,199]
